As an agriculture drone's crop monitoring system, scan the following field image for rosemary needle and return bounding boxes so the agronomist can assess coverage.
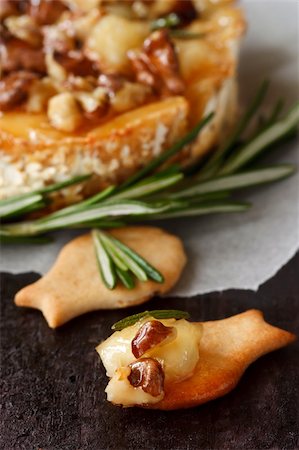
[112,310,190,331]
[92,230,116,290]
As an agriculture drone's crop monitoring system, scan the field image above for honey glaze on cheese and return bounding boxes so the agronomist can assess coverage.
[96,318,202,406]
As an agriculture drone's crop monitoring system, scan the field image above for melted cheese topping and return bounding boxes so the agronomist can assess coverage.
[96,318,202,406]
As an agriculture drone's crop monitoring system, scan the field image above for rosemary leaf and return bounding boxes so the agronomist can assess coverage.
[219,102,299,175]
[150,13,181,31]
[111,173,183,201]
[148,201,250,219]
[112,309,190,331]
[0,174,91,220]
[198,79,270,179]
[98,232,129,272]
[0,194,43,219]
[9,201,170,235]
[68,220,125,229]
[37,174,91,194]
[106,242,148,282]
[92,230,116,290]
[264,99,285,128]
[41,185,116,220]
[170,165,296,199]
[115,268,135,289]
[110,236,164,283]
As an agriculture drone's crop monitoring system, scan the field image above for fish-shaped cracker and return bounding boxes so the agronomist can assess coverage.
[15,227,186,328]
[97,310,296,410]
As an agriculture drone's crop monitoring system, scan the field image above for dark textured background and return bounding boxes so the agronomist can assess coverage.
[1,253,298,450]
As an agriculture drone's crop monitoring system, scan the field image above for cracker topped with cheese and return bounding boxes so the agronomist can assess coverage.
[97,309,296,410]
[0,0,245,200]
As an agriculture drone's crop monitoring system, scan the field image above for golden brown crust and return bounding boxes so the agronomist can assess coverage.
[15,226,187,328]
[148,310,296,410]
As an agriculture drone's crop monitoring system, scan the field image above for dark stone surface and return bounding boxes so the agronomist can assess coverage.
[1,254,298,450]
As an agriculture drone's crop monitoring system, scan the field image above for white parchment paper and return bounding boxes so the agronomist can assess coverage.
[1,1,299,296]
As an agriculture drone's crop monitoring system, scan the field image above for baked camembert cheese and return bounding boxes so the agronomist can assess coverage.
[97,316,202,406]
[0,0,245,201]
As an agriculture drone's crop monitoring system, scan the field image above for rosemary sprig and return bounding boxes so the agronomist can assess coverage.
[169,165,295,199]
[2,201,171,236]
[219,102,299,175]
[92,230,164,290]
[112,309,190,331]
[0,84,298,242]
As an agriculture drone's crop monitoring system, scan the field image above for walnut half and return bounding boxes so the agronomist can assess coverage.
[128,29,185,96]
[131,320,175,358]
[128,357,165,397]
[0,71,38,111]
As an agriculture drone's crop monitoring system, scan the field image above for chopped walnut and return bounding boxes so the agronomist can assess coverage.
[111,81,151,113]
[45,53,67,82]
[26,77,57,113]
[4,15,42,47]
[71,8,102,41]
[0,71,38,111]
[128,29,184,95]
[97,73,126,94]
[28,0,69,26]
[76,87,109,120]
[47,92,83,132]
[128,357,164,397]
[131,320,175,358]
[0,38,46,74]
[63,75,97,92]
[43,23,76,55]
[127,50,156,88]
[53,50,99,78]
[0,0,25,20]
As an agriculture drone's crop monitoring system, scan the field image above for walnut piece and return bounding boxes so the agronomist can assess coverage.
[47,92,83,132]
[76,87,109,120]
[0,0,25,20]
[26,77,57,113]
[0,71,38,111]
[128,29,184,95]
[131,320,175,358]
[54,51,99,78]
[0,38,46,74]
[28,0,69,26]
[111,81,151,113]
[97,73,126,94]
[128,357,165,397]
[43,23,76,55]
[4,14,42,47]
